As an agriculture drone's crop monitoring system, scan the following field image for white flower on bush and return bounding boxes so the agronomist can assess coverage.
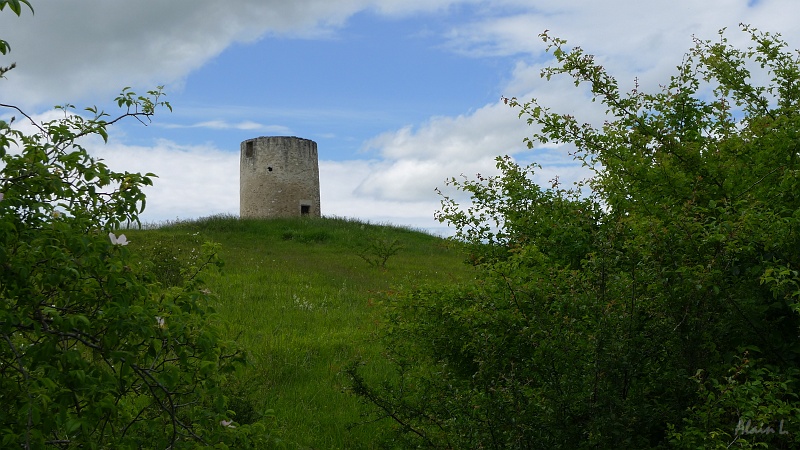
[109,232,129,246]
[156,316,166,329]
[220,419,236,429]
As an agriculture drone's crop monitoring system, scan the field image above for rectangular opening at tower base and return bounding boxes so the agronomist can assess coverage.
[301,205,310,215]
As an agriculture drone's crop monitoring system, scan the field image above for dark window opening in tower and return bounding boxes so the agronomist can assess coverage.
[301,205,310,215]
[245,141,254,158]
[268,167,273,172]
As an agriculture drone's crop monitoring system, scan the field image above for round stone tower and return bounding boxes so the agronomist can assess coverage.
[239,136,321,219]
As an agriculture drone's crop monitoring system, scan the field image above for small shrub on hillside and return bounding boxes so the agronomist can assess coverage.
[131,232,207,287]
[358,236,403,269]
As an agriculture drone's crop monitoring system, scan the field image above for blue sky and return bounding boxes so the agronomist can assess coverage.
[1,0,798,234]
[152,9,508,158]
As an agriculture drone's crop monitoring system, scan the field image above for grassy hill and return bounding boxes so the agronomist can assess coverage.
[124,215,474,448]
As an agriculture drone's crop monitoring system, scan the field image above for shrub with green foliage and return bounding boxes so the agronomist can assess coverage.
[357,235,403,269]
[0,2,274,448]
[349,25,800,449]
[131,231,209,288]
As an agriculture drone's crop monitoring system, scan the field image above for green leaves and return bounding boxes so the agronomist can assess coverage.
[0,0,28,78]
[0,0,33,16]
[115,86,172,118]
[0,28,263,442]
[351,24,800,449]
[0,0,32,77]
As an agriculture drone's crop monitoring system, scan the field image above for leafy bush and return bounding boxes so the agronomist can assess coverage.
[349,25,800,449]
[0,3,276,447]
[357,235,403,269]
[670,353,800,449]
[130,231,208,288]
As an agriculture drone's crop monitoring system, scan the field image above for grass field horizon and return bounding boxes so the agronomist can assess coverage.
[125,215,475,448]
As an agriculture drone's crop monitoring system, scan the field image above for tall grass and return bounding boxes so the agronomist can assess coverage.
[124,215,473,448]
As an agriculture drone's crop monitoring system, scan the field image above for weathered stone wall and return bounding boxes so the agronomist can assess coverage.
[239,136,321,218]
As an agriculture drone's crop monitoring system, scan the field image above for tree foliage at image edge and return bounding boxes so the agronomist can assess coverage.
[1,3,278,448]
[349,25,800,449]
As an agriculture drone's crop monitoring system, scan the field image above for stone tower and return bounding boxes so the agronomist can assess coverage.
[239,136,321,218]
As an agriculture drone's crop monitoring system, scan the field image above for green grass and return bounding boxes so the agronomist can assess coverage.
[125,215,473,448]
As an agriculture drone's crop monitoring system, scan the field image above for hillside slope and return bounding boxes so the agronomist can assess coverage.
[125,215,473,448]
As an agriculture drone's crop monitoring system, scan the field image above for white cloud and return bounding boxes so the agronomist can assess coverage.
[0,0,490,109]
[356,101,528,202]
[320,159,448,233]
[437,0,800,98]
[439,0,795,62]
[1,0,347,107]
[353,65,607,205]
[91,139,240,223]
[369,0,481,16]
[366,101,523,161]
[163,120,291,133]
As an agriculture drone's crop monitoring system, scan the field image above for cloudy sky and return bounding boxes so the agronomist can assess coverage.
[1,0,798,234]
